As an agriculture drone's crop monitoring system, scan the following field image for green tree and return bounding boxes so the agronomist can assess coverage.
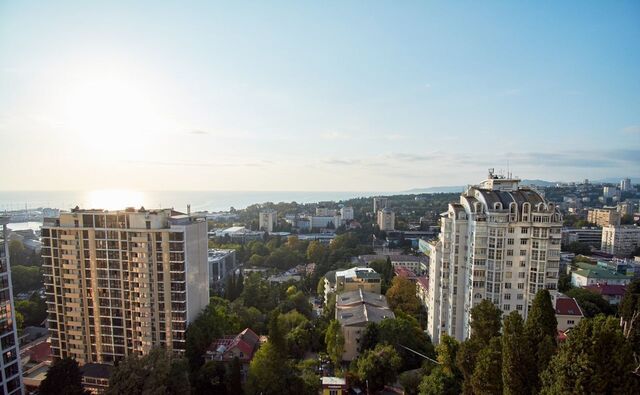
[10,265,42,295]
[355,344,402,392]
[420,334,462,395]
[378,314,435,370]
[524,289,557,393]
[325,319,345,369]
[226,357,243,395]
[386,276,422,318]
[358,321,379,353]
[619,279,640,374]
[470,299,502,344]
[107,348,190,395]
[455,339,482,395]
[15,292,47,327]
[39,357,88,395]
[557,272,572,292]
[307,240,328,264]
[399,370,423,395]
[502,311,533,395]
[191,361,227,394]
[245,341,288,394]
[566,287,614,317]
[471,337,502,395]
[541,316,640,394]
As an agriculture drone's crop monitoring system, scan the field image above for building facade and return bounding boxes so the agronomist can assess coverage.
[601,225,640,257]
[426,174,562,343]
[587,208,621,227]
[340,206,354,221]
[0,217,24,395]
[373,197,388,213]
[258,209,277,232]
[377,208,395,231]
[42,208,209,364]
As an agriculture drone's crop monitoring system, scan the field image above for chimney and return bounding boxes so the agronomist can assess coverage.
[187,204,191,216]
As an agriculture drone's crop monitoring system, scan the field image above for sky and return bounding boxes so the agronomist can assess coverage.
[0,1,639,192]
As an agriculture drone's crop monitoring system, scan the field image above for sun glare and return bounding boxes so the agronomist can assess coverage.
[87,189,145,210]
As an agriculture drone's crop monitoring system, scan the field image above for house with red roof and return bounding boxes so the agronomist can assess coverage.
[584,283,627,305]
[550,291,584,332]
[204,328,262,381]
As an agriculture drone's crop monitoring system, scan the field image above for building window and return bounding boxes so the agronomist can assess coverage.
[520,250,527,256]
[516,305,523,311]
[567,320,574,325]
[504,294,511,300]
[521,228,528,234]
[503,304,511,311]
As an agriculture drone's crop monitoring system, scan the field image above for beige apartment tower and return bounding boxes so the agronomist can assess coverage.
[259,209,277,232]
[377,208,395,231]
[587,208,620,227]
[42,208,209,364]
[426,173,563,344]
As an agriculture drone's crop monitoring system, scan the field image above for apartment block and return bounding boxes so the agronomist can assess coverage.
[42,208,208,364]
[0,217,24,395]
[258,209,277,233]
[373,197,388,213]
[377,208,395,231]
[587,208,621,227]
[601,225,640,257]
[426,172,562,343]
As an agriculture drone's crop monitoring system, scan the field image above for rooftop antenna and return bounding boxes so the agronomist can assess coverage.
[187,204,191,216]
[507,159,510,178]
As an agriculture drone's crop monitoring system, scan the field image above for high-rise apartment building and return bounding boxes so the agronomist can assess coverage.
[258,209,277,232]
[340,206,354,221]
[620,178,632,192]
[377,208,395,231]
[0,217,23,395]
[42,208,208,364]
[426,173,562,344]
[587,208,621,227]
[373,197,388,213]
[601,225,640,257]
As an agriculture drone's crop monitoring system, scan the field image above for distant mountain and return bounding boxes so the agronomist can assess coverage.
[519,179,558,187]
[592,177,640,184]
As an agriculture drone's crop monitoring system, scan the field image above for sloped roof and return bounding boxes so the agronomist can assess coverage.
[584,283,627,297]
[555,298,583,316]
[206,328,260,361]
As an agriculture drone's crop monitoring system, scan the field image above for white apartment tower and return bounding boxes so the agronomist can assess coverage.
[373,197,388,213]
[620,178,632,192]
[426,172,562,344]
[377,208,395,231]
[42,208,209,364]
[601,225,640,257]
[259,209,277,232]
[0,217,23,395]
[340,206,355,221]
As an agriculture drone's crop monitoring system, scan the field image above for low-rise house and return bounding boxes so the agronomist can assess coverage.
[356,254,428,275]
[205,328,262,381]
[81,363,112,394]
[569,262,633,287]
[336,290,394,361]
[323,267,382,304]
[393,266,417,282]
[550,291,584,332]
[584,283,627,305]
[322,377,347,395]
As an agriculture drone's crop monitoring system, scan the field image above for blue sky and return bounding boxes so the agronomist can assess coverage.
[0,1,638,191]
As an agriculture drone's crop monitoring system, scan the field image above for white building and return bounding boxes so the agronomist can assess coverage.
[377,208,395,231]
[208,249,237,286]
[620,178,632,192]
[373,197,388,213]
[601,225,640,257]
[340,206,354,221]
[550,291,583,332]
[259,209,277,232]
[426,172,562,344]
[0,217,24,394]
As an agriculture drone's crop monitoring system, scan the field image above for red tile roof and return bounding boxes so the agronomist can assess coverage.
[584,283,627,297]
[555,298,583,316]
[394,266,417,279]
[416,276,429,290]
[206,328,260,362]
[20,339,51,363]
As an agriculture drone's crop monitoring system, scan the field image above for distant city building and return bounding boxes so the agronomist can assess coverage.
[321,377,347,395]
[212,226,264,242]
[42,208,209,363]
[426,172,563,343]
[617,201,635,217]
[0,217,24,395]
[603,186,619,199]
[340,206,354,221]
[355,254,428,275]
[569,261,633,287]
[335,289,394,361]
[316,206,337,216]
[259,209,277,232]
[620,178,632,192]
[373,197,388,213]
[377,207,395,231]
[208,249,237,287]
[601,225,640,257]
[561,227,602,249]
[587,208,621,227]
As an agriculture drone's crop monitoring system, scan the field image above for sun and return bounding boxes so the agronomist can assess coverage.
[86,189,145,210]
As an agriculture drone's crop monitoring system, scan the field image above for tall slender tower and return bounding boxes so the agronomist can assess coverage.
[0,216,24,394]
[426,172,562,343]
[42,208,208,364]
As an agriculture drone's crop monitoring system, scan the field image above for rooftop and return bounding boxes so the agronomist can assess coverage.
[573,262,633,280]
[338,304,395,326]
[584,283,627,297]
[336,289,389,308]
[555,297,583,317]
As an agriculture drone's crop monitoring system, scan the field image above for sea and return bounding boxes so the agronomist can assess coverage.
[0,190,390,214]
